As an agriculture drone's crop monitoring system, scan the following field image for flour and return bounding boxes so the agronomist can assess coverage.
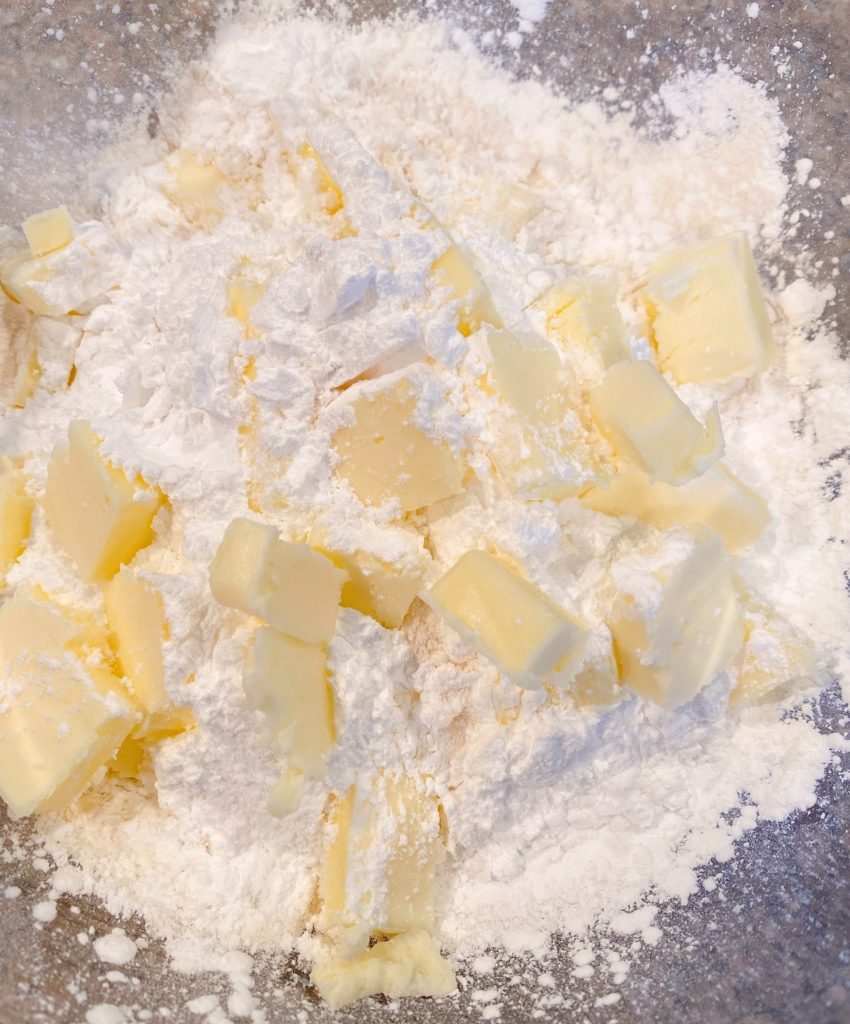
[0,4,847,1015]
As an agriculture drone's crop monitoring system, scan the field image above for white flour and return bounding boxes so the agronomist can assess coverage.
[1,6,847,1012]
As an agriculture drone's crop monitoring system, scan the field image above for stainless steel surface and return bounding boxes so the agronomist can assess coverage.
[1,2,848,1021]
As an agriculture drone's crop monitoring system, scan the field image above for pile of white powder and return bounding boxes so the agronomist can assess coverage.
[1,4,848,1020]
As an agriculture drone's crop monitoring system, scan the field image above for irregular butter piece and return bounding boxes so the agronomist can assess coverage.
[0,459,34,584]
[210,517,346,644]
[0,590,136,817]
[309,522,428,630]
[166,150,226,212]
[227,273,266,340]
[431,244,502,337]
[311,931,456,1011]
[22,206,75,258]
[45,421,161,582]
[319,774,445,955]
[551,626,623,706]
[244,626,334,782]
[580,462,769,552]
[589,360,723,485]
[536,276,629,368]
[642,232,774,384]
[486,328,601,499]
[611,528,743,709]
[423,549,587,685]
[104,567,195,739]
[296,141,346,217]
[332,373,465,513]
[730,607,816,706]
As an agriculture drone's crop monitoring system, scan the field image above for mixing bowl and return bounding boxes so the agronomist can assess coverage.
[1,2,848,1022]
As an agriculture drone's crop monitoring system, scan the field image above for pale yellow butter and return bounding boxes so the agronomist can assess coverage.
[45,421,161,582]
[104,567,195,740]
[431,244,502,337]
[0,458,33,585]
[423,549,587,684]
[589,360,724,485]
[166,150,226,213]
[244,627,335,783]
[311,930,457,1010]
[0,590,136,818]
[611,528,743,709]
[551,626,623,707]
[22,206,75,258]
[579,462,769,552]
[730,606,816,706]
[536,276,629,368]
[642,232,774,384]
[309,523,428,629]
[332,375,465,513]
[227,274,266,340]
[296,141,346,216]
[210,518,346,644]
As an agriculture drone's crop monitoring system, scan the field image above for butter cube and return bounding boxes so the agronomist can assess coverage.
[580,462,769,552]
[485,328,602,499]
[431,244,502,337]
[227,274,266,340]
[0,459,33,584]
[589,360,724,485]
[22,206,75,258]
[730,607,815,706]
[45,421,161,582]
[309,522,428,629]
[537,276,629,368]
[423,550,587,685]
[319,774,445,954]
[551,626,623,706]
[0,591,136,817]
[610,528,743,709]
[104,567,194,739]
[332,374,465,513]
[643,232,774,384]
[244,627,334,781]
[210,518,346,644]
[311,931,457,1010]
[166,150,226,212]
[296,141,346,216]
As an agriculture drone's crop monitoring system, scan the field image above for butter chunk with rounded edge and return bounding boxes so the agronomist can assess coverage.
[423,549,587,685]
[165,150,226,213]
[643,232,774,384]
[332,374,465,513]
[244,627,334,783]
[0,590,136,818]
[319,773,445,955]
[210,518,346,644]
[45,421,161,582]
[579,462,769,552]
[730,607,815,706]
[104,567,195,740]
[431,244,502,337]
[23,206,75,258]
[311,930,457,1010]
[537,276,629,368]
[0,459,34,584]
[610,528,743,709]
[589,360,723,485]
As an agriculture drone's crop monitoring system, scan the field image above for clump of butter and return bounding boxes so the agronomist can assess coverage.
[104,567,195,742]
[590,360,724,485]
[551,625,623,707]
[165,150,227,216]
[730,604,816,706]
[0,590,137,818]
[485,327,601,499]
[227,272,266,340]
[210,518,346,644]
[319,773,446,954]
[536,275,630,368]
[0,458,34,585]
[244,627,335,815]
[430,244,502,337]
[45,421,161,582]
[22,206,75,259]
[423,549,587,686]
[642,232,774,384]
[311,931,456,1011]
[332,372,465,513]
[309,521,429,629]
[610,527,743,709]
[296,141,346,217]
[580,462,769,552]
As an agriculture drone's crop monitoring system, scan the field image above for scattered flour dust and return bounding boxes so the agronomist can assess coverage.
[0,4,847,1018]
